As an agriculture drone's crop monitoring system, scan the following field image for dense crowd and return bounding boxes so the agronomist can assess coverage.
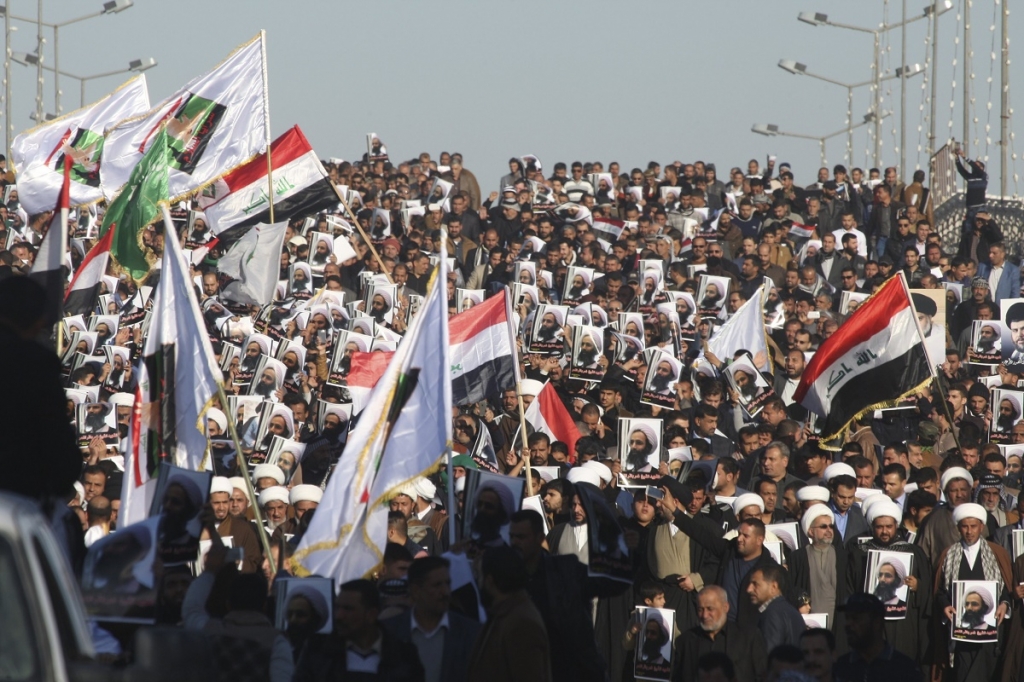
[1,141,1023,682]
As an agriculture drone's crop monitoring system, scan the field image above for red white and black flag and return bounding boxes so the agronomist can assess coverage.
[63,225,115,318]
[794,275,931,440]
[29,161,71,325]
[449,289,520,406]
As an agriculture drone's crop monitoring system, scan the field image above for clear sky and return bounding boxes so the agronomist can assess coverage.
[5,0,1021,195]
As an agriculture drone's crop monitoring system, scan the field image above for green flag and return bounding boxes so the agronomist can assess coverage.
[99,127,170,282]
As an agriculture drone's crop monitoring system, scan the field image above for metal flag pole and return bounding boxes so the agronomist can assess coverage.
[259,30,275,225]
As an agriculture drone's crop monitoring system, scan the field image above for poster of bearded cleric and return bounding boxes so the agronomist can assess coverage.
[1002,299,1024,363]
[911,290,947,368]
[568,324,606,382]
[970,320,1005,365]
[951,580,1000,643]
[989,388,1024,444]
[864,550,913,619]
[618,418,663,483]
[634,607,675,681]
[640,349,682,409]
[528,304,568,353]
[723,355,774,418]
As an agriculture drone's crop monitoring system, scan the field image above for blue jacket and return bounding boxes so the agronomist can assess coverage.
[977,260,1021,304]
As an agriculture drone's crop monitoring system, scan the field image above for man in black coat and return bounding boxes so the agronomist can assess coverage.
[677,585,767,682]
[381,557,480,682]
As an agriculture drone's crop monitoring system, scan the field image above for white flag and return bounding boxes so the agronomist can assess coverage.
[217,220,288,305]
[293,253,452,582]
[138,205,223,471]
[704,285,771,373]
[100,34,267,203]
[11,75,150,215]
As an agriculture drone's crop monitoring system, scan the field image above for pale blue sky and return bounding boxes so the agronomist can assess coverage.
[5,0,1021,194]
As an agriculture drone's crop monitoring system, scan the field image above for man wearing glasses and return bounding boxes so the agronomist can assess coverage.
[789,505,845,635]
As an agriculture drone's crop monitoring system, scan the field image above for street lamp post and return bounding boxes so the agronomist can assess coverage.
[777,59,921,166]
[797,2,952,173]
[752,112,891,168]
[12,52,155,107]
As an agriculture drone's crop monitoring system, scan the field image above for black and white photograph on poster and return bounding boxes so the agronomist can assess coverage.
[563,266,594,307]
[617,312,645,340]
[536,269,553,291]
[609,331,644,368]
[289,262,314,300]
[514,260,536,286]
[370,208,392,240]
[803,613,830,630]
[634,607,674,681]
[528,304,568,353]
[666,447,692,478]
[247,356,287,399]
[460,469,525,546]
[459,415,499,474]
[366,132,388,162]
[328,330,373,385]
[723,356,774,417]
[365,283,398,326]
[569,325,606,383]
[102,345,132,392]
[316,402,351,447]
[75,403,119,449]
[951,580,1000,643]
[989,388,1024,444]
[640,349,681,409]
[184,210,213,247]
[276,341,307,391]
[637,268,666,313]
[839,291,869,316]
[766,522,801,552]
[266,437,306,485]
[511,282,538,313]
[911,290,947,368]
[274,577,335,635]
[865,550,913,620]
[80,516,161,623]
[251,403,296,459]
[307,231,335,271]
[147,463,213,519]
[63,331,98,366]
[1001,298,1024,363]
[89,314,119,347]
[349,316,376,338]
[456,288,485,313]
[668,292,697,329]
[764,540,784,565]
[944,281,964,307]
[426,177,454,212]
[695,274,730,316]
[619,418,663,482]
[970,320,1004,364]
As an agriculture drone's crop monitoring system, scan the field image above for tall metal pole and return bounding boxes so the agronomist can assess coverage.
[80,78,84,107]
[53,24,59,114]
[928,5,939,169]
[4,2,11,156]
[846,87,854,165]
[963,0,971,153]
[820,139,827,168]
[901,0,909,180]
[35,0,43,121]
[1000,0,1009,200]
[874,31,882,167]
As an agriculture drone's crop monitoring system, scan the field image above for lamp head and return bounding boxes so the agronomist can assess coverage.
[798,12,828,26]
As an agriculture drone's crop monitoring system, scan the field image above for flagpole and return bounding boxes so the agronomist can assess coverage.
[259,30,275,225]
[517,390,534,497]
[439,226,456,543]
[332,186,393,285]
[900,271,961,452]
[216,380,277,574]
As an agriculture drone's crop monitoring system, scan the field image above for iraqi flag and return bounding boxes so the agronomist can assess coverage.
[789,222,815,240]
[525,381,580,457]
[592,217,625,248]
[63,225,115,317]
[347,350,395,415]
[198,125,339,237]
[449,289,520,405]
[794,275,930,440]
[29,162,71,325]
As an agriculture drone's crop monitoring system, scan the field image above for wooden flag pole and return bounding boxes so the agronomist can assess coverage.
[518,388,534,497]
[332,187,393,285]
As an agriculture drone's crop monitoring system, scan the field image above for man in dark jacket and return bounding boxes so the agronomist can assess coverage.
[747,563,806,653]
[294,579,424,682]
[381,557,480,682]
[677,585,767,682]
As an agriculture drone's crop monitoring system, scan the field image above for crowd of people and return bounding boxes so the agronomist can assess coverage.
[1,141,1024,682]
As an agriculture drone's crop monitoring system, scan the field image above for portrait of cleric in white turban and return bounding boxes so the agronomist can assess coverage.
[634,607,674,680]
[865,550,913,619]
[955,581,999,636]
[365,284,398,325]
[569,324,605,382]
[696,274,730,315]
[971,320,1003,363]
[724,356,772,416]
[529,304,567,353]
[619,418,663,473]
[990,389,1024,443]
[641,350,682,409]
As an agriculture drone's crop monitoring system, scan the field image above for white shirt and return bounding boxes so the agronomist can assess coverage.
[346,637,382,674]
[989,263,1004,294]
[962,539,982,570]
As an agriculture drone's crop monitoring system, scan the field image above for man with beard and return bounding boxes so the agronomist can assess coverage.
[292,267,311,294]
[241,341,264,374]
[468,482,513,549]
[311,238,331,266]
[960,588,996,629]
[874,561,908,607]
[995,395,1021,433]
[296,411,348,487]
[567,274,588,301]
[700,282,723,311]
[1007,301,1024,361]
[548,467,599,565]
[731,368,762,404]
[370,290,393,324]
[648,359,677,396]
[258,486,290,535]
[94,321,114,346]
[789,505,847,642]
[105,352,130,391]
[641,274,660,307]
[975,323,1000,355]
[679,586,767,682]
[284,583,330,661]
[390,487,442,556]
[933,502,1013,681]
[253,367,280,399]
[82,402,113,434]
[625,423,658,472]
[575,332,602,369]
[208,476,261,574]
[534,311,563,344]
[640,612,670,664]
[254,413,291,454]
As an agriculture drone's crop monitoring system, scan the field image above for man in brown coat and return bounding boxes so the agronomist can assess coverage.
[467,546,552,682]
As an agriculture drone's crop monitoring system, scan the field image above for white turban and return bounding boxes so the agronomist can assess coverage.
[287,583,330,632]
[413,477,436,501]
[206,408,228,434]
[879,556,908,581]
[229,477,250,501]
[519,379,544,397]
[630,423,658,450]
[866,500,904,524]
[582,460,612,484]
[258,486,290,508]
[941,467,974,491]
[108,392,135,408]
[478,481,516,518]
[796,486,830,503]
[733,493,765,516]
[253,464,285,486]
[209,476,233,496]
[290,484,323,505]
[567,466,602,488]
[952,502,988,524]
[859,493,888,517]
[823,463,856,481]
[801,506,835,538]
